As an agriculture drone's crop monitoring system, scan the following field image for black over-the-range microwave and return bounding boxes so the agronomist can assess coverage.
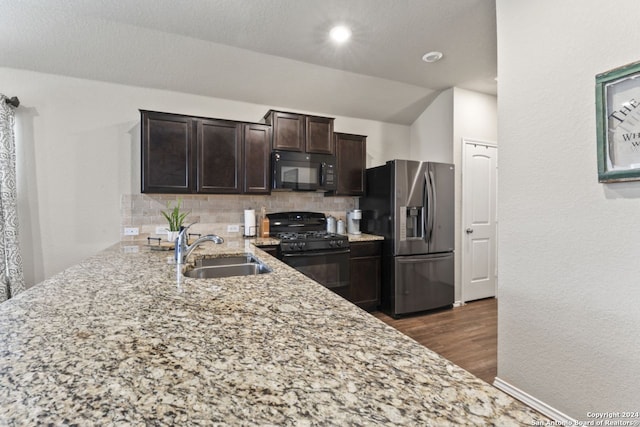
[271,151,336,191]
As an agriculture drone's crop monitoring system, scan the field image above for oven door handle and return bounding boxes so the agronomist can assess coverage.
[281,249,351,258]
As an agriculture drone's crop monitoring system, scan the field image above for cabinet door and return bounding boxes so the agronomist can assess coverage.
[305,115,334,154]
[141,111,194,193]
[350,256,381,310]
[197,119,242,193]
[243,123,271,194]
[270,111,304,152]
[335,133,366,196]
[257,245,278,257]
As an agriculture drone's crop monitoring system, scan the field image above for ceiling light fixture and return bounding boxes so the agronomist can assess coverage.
[330,25,351,43]
[422,51,444,63]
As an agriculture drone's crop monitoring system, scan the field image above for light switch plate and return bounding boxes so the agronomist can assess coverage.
[227,224,240,232]
[155,226,168,235]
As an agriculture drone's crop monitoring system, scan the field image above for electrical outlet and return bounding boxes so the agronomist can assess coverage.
[227,224,240,233]
[124,227,139,236]
[123,246,139,254]
[155,226,168,235]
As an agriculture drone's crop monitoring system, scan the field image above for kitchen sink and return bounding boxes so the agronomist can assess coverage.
[183,254,272,279]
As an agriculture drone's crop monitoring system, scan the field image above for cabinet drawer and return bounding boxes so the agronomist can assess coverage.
[349,240,382,258]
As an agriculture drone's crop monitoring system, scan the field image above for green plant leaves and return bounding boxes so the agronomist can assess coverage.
[161,198,190,231]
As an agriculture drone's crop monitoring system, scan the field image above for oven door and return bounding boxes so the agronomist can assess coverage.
[280,249,350,298]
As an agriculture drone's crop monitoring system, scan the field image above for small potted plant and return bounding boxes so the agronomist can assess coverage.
[161,199,190,242]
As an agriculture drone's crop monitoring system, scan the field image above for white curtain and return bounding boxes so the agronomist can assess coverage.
[0,94,25,302]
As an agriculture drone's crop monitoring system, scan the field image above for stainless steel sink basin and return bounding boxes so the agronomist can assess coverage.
[194,254,259,267]
[184,254,272,279]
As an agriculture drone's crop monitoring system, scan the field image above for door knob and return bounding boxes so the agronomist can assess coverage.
[466,228,474,234]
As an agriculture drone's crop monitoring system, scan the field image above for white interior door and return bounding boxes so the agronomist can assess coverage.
[462,140,497,302]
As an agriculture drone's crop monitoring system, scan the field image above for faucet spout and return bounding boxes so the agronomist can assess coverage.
[181,235,224,263]
[175,222,224,264]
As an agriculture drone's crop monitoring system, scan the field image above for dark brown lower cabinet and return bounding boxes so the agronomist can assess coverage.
[254,240,381,310]
[257,244,278,258]
[349,240,381,311]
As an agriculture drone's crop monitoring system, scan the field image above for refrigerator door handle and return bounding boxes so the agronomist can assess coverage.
[423,170,435,243]
[423,172,429,242]
[428,169,436,243]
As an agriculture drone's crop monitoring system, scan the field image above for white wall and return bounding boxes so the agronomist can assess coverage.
[2,67,410,286]
[452,88,497,302]
[496,0,640,417]
[409,89,454,163]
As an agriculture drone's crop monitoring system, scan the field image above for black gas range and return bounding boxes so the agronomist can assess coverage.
[267,212,349,253]
[266,212,350,298]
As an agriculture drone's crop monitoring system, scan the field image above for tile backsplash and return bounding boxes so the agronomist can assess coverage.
[121,193,357,241]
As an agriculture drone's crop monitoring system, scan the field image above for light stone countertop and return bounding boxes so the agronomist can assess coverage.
[346,233,384,242]
[0,239,544,425]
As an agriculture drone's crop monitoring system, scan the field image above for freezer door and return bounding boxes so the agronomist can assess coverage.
[393,253,454,315]
[428,162,455,253]
[393,160,430,255]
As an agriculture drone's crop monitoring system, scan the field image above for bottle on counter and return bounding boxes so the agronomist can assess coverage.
[260,206,270,238]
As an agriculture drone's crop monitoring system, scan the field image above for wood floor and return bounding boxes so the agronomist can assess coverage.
[372,297,497,384]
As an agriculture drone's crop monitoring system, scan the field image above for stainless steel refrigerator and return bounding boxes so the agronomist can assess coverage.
[360,160,454,317]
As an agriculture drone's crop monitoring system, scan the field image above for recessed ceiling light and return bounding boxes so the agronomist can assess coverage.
[330,25,351,43]
[422,51,444,63]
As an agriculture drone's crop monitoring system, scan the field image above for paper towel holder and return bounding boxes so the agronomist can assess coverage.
[243,225,258,238]
[243,208,257,238]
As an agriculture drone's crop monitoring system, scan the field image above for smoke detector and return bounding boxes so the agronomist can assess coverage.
[422,51,444,63]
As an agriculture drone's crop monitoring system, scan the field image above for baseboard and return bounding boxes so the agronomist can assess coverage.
[453,300,464,308]
[493,377,575,423]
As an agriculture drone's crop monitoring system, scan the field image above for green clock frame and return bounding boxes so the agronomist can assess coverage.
[596,60,640,183]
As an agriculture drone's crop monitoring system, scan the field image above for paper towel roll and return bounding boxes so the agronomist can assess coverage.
[244,209,256,237]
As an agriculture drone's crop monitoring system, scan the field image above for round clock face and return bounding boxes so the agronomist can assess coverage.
[605,73,640,170]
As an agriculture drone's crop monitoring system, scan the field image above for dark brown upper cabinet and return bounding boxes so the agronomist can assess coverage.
[242,123,271,194]
[334,132,367,196]
[197,119,242,193]
[264,110,334,154]
[305,115,334,154]
[141,111,194,194]
[141,111,271,194]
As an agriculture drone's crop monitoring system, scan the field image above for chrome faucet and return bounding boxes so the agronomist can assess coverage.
[175,222,224,264]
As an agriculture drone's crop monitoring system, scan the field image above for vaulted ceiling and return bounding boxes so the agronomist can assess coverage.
[0,0,497,124]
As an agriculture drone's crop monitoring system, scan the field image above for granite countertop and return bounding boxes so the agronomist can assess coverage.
[0,239,544,425]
